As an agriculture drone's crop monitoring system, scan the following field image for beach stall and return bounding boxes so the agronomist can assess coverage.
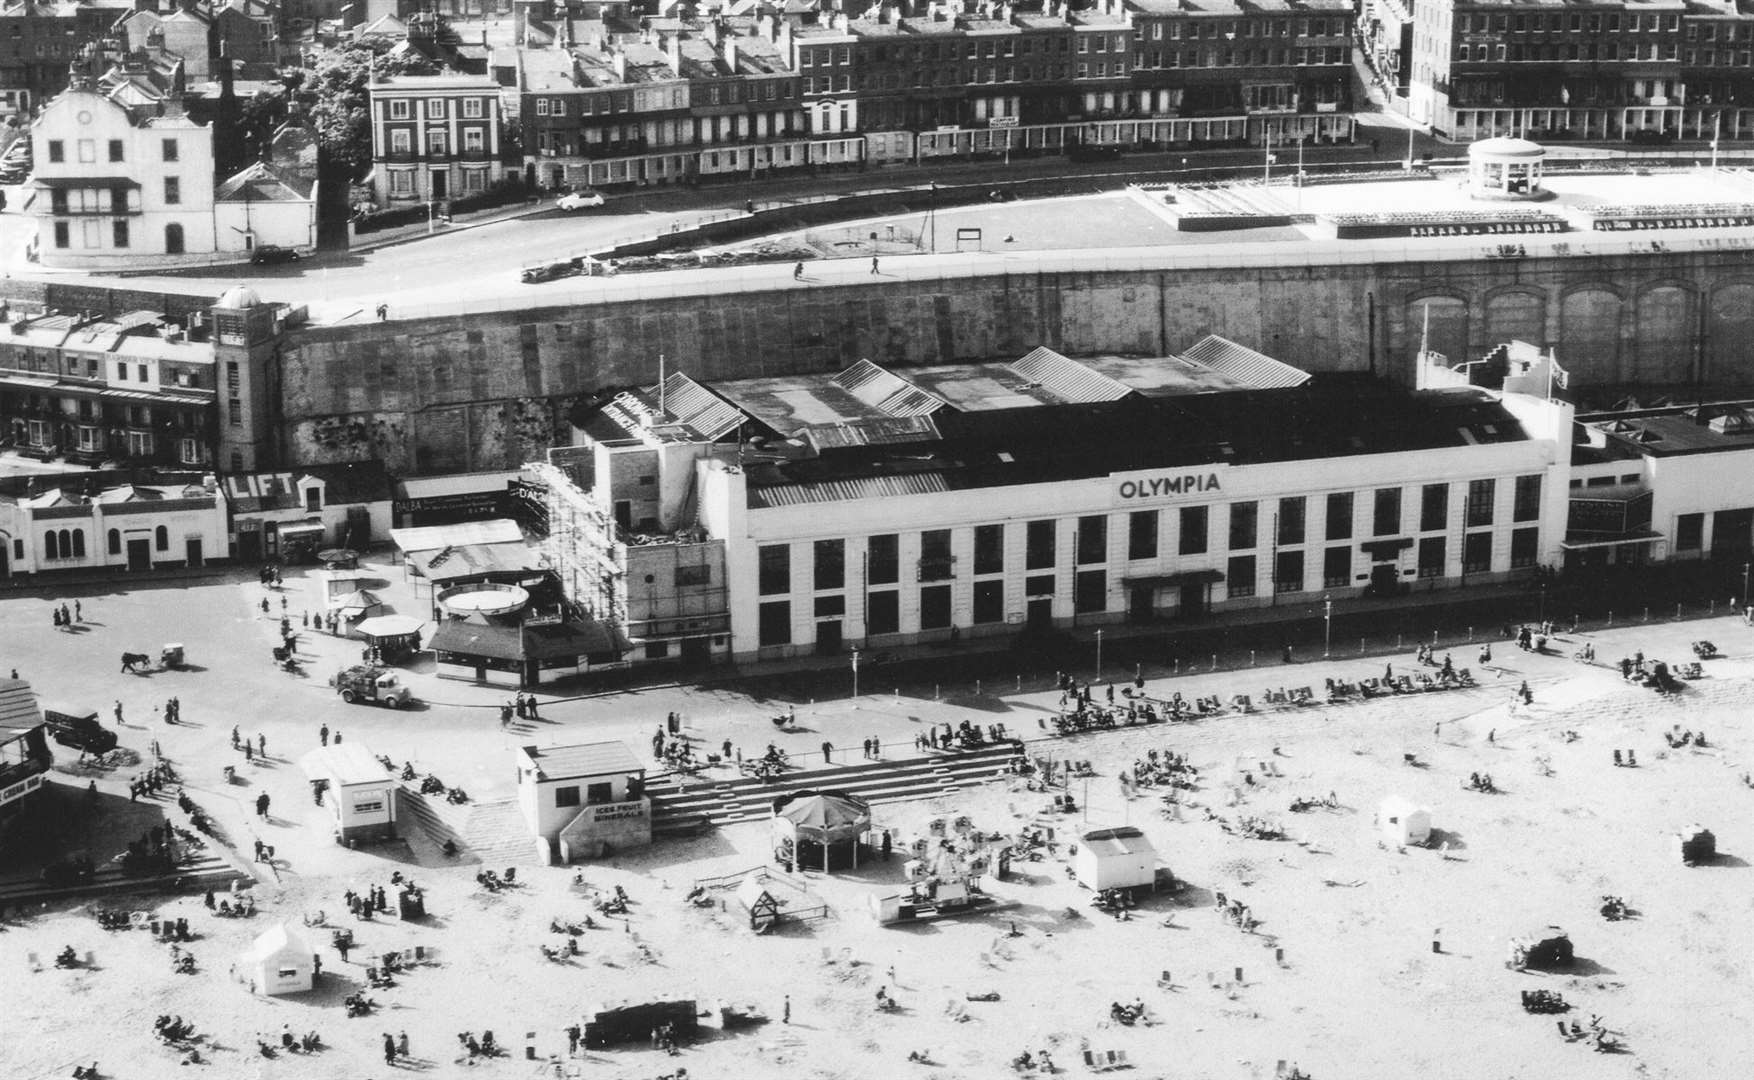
[1377,797,1433,847]
[352,614,425,663]
[298,742,397,844]
[1508,926,1574,970]
[1676,824,1717,865]
[1072,825,1159,892]
[236,922,315,996]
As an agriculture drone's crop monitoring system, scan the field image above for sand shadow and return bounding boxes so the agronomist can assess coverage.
[1697,853,1749,868]
[1427,828,1468,851]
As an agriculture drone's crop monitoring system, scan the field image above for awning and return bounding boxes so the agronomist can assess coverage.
[34,176,141,188]
[1122,569,1225,588]
[1559,530,1665,551]
[1360,537,1415,557]
[429,619,522,661]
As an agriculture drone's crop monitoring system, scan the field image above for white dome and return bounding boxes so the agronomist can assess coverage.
[216,284,263,309]
[1467,137,1545,159]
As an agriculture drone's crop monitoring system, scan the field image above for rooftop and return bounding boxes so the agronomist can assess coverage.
[739,376,1531,508]
[520,740,645,781]
[1580,400,1754,456]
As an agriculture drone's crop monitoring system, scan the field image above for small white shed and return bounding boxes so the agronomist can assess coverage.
[1378,797,1432,846]
[237,922,314,996]
[299,742,397,844]
[1073,825,1158,891]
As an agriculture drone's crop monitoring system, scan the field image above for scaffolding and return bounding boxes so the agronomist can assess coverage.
[528,460,625,635]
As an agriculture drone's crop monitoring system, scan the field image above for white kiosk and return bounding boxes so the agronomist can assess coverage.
[298,742,398,844]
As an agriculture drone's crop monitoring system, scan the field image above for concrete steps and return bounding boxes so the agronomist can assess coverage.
[396,785,532,864]
[647,744,1020,834]
[0,849,249,907]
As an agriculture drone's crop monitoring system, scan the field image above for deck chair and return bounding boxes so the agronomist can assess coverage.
[1157,970,1174,989]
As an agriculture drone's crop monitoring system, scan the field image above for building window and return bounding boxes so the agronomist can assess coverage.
[1325,492,1353,541]
[390,130,412,154]
[974,523,1004,575]
[77,138,94,162]
[1418,536,1446,578]
[813,539,845,591]
[1513,474,1542,522]
[1373,488,1401,536]
[1227,554,1256,598]
[390,99,410,120]
[1274,550,1303,593]
[972,579,1004,623]
[866,590,899,634]
[155,526,168,551]
[162,138,178,161]
[48,139,63,162]
[1676,512,1704,552]
[919,529,953,580]
[1510,527,1538,568]
[867,534,898,584]
[1128,510,1158,560]
[1227,501,1255,547]
[1466,479,1496,527]
[463,97,484,118]
[1076,515,1107,565]
[54,221,69,248]
[427,98,445,119]
[758,600,792,645]
[1073,569,1106,613]
[1277,497,1306,545]
[1463,532,1492,574]
[164,177,179,205]
[586,782,612,805]
[1323,546,1350,588]
[107,139,123,162]
[1025,520,1055,569]
[112,220,129,248]
[919,584,952,628]
[554,785,581,808]
[675,564,710,587]
[1180,505,1209,555]
[108,529,121,555]
[758,544,790,596]
[1421,483,1449,532]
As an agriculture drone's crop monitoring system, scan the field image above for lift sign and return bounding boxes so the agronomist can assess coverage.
[1117,473,1222,500]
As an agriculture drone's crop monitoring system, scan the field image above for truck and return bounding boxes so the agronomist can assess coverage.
[41,707,119,755]
[330,666,412,708]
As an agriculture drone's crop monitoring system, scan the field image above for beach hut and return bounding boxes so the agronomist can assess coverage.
[298,742,398,844]
[1073,825,1159,892]
[353,614,425,663]
[1377,797,1433,847]
[333,588,385,624]
[770,790,872,872]
[1676,824,1717,865]
[237,922,315,995]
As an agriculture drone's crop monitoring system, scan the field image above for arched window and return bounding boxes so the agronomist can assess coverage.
[164,223,184,255]
[108,529,121,555]
[155,525,168,551]
[71,529,86,558]
[44,531,59,560]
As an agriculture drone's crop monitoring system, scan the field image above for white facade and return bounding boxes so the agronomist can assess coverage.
[703,426,1570,663]
[2,480,229,576]
[29,87,315,270]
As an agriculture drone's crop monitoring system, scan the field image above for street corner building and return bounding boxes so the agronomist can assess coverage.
[531,337,1578,669]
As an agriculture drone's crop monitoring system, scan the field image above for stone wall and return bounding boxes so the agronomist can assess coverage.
[279,249,1754,474]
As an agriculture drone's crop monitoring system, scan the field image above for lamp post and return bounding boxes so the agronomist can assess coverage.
[1743,562,1750,612]
[1095,628,1103,681]
[1323,594,1333,659]
[851,648,860,700]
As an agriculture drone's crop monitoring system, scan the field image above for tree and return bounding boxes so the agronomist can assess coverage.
[301,43,429,180]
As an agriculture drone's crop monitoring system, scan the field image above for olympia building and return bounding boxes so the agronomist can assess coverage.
[537,337,1574,666]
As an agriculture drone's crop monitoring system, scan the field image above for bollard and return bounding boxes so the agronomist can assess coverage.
[976,680,982,696]
[1234,966,1244,984]
[1711,600,1716,615]
[934,685,940,701]
[1607,611,1613,627]
[1173,659,1180,674]
[1359,637,1365,655]
[1397,634,1403,649]
[1275,948,1285,965]
[1211,654,1217,671]
[1017,676,1022,692]
[1250,650,1256,667]
[1676,603,1682,620]
[1467,627,1472,642]
[1643,607,1649,622]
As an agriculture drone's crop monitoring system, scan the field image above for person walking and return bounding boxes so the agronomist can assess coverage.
[320,724,330,747]
[255,792,270,818]
[782,995,791,1023]
[114,700,124,726]
[822,741,833,763]
[793,262,804,280]
[383,1032,397,1065]
[397,1031,409,1058]
[74,600,82,622]
[258,733,267,757]
[870,256,880,274]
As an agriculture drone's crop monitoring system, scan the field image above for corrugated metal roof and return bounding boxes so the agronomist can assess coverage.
[1179,334,1312,389]
[833,359,947,417]
[748,472,949,508]
[806,415,942,449]
[1009,346,1134,403]
[651,372,746,441]
[521,741,645,781]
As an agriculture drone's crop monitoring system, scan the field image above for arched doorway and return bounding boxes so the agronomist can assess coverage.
[165,223,184,254]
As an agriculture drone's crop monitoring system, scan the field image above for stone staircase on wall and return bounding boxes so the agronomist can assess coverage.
[645,743,1022,836]
[0,847,248,906]
[396,784,534,866]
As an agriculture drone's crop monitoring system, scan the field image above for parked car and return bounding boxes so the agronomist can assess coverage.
[250,244,299,265]
[42,707,119,755]
[557,189,606,211]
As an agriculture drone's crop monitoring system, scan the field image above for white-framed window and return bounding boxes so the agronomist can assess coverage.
[535,98,549,116]
[127,431,152,456]
[389,170,413,195]
[462,168,486,193]
[426,98,444,119]
[390,130,411,154]
[463,128,484,151]
[462,97,483,118]
[180,437,200,464]
[78,426,99,451]
[27,419,49,445]
[77,138,95,162]
[389,99,410,120]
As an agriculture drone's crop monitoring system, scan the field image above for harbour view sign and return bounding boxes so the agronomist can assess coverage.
[1113,465,1227,503]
